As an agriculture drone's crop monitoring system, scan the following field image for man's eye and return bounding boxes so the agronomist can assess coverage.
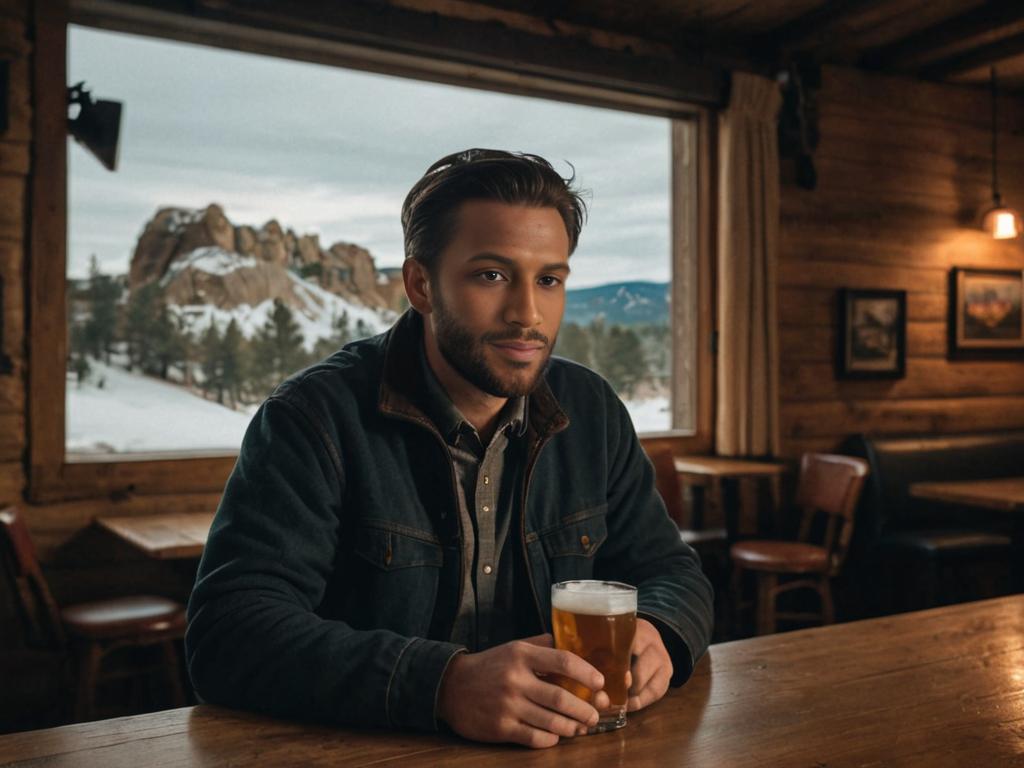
[539,276,562,287]
[479,271,505,282]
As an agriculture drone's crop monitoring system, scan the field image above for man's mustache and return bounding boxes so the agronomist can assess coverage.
[482,329,550,346]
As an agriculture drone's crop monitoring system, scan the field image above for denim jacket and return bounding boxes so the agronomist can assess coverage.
[186,310,713,732]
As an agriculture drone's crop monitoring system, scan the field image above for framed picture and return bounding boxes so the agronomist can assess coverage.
[950,268,1024,358]
[837,289,906,379]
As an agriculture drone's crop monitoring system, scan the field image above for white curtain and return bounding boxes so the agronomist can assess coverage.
[715,72,781,457]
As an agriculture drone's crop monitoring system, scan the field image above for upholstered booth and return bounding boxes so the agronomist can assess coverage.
[845,431,1021,612]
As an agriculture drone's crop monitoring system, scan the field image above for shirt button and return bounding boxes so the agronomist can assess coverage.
[482,564,493,575]
[481,505,490,513]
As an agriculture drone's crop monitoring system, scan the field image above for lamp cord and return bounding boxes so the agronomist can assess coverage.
[991,66,1001,206]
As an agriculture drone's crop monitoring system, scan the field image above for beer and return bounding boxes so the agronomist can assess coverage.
[551,580,637,733]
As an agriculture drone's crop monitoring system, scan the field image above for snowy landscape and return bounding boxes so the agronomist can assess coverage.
[66,25,676,455]
[66,356,670,455]
[67,200,674,455]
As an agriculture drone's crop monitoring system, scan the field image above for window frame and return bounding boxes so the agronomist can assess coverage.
[29,0,715,503]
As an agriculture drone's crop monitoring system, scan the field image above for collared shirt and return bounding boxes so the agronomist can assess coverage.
[418,344,526,651]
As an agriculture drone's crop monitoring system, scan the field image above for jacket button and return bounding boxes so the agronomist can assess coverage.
[384,547,393,566]
[580,535,590,548]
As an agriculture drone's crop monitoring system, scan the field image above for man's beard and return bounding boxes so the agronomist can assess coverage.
[431,292,554,398]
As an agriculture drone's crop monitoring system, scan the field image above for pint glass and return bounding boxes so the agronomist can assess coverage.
[550,580,637,733]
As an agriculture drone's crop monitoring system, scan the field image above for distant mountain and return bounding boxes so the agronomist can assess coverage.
[564,281,669,327]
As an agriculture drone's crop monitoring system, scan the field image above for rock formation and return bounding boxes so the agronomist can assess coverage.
[128,205,405,314]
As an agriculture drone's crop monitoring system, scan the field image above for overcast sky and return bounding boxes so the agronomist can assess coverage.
[68,26,670,289]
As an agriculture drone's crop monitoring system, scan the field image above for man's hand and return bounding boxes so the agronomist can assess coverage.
[437,634,609,749]
[627,618,673,712]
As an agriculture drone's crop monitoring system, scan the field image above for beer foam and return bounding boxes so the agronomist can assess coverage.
[552,581,636,616]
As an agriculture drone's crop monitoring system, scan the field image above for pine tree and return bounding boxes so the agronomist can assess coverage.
[68,321,91,385]
[250,300,309,396]
[152,305,189,380]
[124,282,161,373]
[597,325,647,398]
[124,282,190,379]
[199,321,224,403]
[587,317,608,374]
[312,310,351,360]
[220,319,245,408]
[83,255,120,364]
[554,322,592,367]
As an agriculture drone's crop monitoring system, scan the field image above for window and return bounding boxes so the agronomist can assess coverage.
[32,5,711,500]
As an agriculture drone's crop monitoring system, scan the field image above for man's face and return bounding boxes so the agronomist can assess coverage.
[426,200,570,398]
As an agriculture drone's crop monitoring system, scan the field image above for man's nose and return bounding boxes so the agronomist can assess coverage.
[503,282,542,327]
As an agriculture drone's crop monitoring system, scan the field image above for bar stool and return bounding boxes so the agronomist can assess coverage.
[0,506,187,721]
[730,454,869,636]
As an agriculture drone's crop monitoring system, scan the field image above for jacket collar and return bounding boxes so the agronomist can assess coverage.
[378,309,569,440]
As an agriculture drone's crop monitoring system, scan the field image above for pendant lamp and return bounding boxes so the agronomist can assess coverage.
[981,67,1021,239]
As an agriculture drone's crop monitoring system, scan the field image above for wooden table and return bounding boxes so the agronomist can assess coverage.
[910,476,1024,590]
[7,596,1020,767]
[674,455,789,537]
[910,477,1024,512]
[96,512,215,559]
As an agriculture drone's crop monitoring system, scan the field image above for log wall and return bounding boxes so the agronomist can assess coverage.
[779,65,1024,457]
[3,0,1024,731]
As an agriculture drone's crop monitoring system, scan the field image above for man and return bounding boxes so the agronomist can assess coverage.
[186,149,713,749]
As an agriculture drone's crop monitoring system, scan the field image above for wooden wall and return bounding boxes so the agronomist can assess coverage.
[779,65,1024,458]
[0,7,217,730]
[3,0,1024,730]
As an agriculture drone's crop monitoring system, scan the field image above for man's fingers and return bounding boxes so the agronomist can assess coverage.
[517,699,589,740]
[526,678,600,727]
[627,664,672,712]
[629,651,658,696]
[506,721,561,750]
[520,633,554,648]
[528,646,604,691]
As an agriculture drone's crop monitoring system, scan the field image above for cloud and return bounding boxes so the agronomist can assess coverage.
[68,25,672,287]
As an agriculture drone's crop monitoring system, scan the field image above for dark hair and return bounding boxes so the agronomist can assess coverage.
[401,148,587,272]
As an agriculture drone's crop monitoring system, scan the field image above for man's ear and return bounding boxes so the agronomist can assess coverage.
[402,258,433,315]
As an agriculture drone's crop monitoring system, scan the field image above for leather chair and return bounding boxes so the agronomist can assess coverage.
[0,506,187,722]
[730,454,869,636]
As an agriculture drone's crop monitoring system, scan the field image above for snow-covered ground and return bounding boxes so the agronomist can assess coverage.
[66,359,253,454]
[67,360,671,454]
[625,397,671,433]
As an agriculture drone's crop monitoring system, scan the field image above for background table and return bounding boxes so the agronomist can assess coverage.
[674,455,789,537]
[3,595,1021,767]
[96,512,215,560]
[910,477,1024,590]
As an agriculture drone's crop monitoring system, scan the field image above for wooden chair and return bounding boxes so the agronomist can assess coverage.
[647,447,728,548]
[0,506,188,722]
[730,454,869,636]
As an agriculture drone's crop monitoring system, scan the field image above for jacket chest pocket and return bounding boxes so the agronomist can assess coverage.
[351,524,443,635]
[538,505,608,583]
[354,525,444,570]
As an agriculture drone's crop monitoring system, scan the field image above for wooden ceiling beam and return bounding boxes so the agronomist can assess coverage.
[921,29,1024,79]
[757,0,896,56]
[862,0,1024,71]
[72,0,727,108]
